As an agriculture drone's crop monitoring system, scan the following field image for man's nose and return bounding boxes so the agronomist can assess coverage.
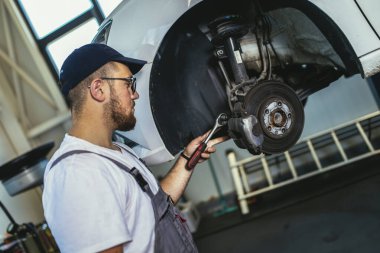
[132,91,139,100]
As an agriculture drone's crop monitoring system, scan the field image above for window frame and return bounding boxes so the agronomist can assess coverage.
[15,0,105,82]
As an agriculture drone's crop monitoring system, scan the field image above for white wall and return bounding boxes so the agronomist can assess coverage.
[0,1,69,236]
[300,75,379,139]
[151,74,379,205]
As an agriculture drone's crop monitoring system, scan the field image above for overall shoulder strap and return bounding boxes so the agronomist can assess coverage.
[49,150,92,169]
[114,144,151,171]
[49,149,155,198]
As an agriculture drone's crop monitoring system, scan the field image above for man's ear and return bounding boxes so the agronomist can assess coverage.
[88,79,106,102]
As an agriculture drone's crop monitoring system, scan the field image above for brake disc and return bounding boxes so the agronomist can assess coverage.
[243,81,305,154]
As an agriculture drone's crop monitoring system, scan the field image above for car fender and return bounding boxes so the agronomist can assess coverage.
[308,0,380,77]
[106,0,202,62]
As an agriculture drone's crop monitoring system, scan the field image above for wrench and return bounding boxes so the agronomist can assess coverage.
[185,113,229,170]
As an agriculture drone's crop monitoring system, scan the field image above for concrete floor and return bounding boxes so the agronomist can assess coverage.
[195,155,380,253]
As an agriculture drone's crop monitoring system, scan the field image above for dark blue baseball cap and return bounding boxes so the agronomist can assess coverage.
[59,43,146,97]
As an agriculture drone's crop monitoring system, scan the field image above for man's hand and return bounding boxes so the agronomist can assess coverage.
[183,131,230,163]
[161,131,229,203]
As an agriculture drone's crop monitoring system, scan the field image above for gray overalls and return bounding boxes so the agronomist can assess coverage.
[49,148,199,253]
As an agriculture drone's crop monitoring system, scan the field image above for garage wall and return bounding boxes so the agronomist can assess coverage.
[150,74,379,205]
[0,0,69,237]
[300,75,379,139]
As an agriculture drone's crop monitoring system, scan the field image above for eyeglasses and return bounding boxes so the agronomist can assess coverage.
[101,76,137,93]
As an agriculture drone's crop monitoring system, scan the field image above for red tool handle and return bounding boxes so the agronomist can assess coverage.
[186,142,207,170]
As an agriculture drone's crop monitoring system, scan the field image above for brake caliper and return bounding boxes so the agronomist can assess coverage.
[228,102,264,155]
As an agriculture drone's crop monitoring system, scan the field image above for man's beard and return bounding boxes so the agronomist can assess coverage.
[104,92,136,131]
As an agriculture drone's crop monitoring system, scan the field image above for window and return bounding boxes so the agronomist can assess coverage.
[47,19,99,71]
[18,0,92,39]
[97,0,123,17]
[16,0,122,81]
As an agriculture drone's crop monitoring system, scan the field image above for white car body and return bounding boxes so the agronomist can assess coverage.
[94,0,380,165]
[310,0,380,77]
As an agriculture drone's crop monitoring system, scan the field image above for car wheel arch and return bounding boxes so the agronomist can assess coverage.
[149,0,362,155]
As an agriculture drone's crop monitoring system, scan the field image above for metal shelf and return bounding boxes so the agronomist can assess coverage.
[227,111,380,214]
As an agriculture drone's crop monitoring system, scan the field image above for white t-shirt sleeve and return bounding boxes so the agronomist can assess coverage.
[43,154,132,253]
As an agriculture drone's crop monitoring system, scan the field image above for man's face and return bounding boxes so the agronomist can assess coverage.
[103,63,139,131]
[108,88,136,131]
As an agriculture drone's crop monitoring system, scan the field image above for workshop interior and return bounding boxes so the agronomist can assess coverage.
[1,0,380,252]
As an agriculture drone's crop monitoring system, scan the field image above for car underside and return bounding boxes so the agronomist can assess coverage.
[148,0,359,156]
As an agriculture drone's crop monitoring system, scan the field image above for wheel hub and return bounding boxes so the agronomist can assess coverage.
[262,99,293,138]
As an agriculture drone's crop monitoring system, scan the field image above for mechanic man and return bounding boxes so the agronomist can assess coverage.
[42,43,228,253]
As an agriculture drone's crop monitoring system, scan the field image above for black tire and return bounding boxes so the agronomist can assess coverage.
[244,81,305,154]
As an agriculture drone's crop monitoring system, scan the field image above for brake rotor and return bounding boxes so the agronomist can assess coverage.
[243,81,305,154]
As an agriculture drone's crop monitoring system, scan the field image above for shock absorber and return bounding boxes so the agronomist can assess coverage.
[208,15,250,84]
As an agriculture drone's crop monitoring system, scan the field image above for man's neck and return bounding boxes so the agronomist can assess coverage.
[69,120,119,151]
